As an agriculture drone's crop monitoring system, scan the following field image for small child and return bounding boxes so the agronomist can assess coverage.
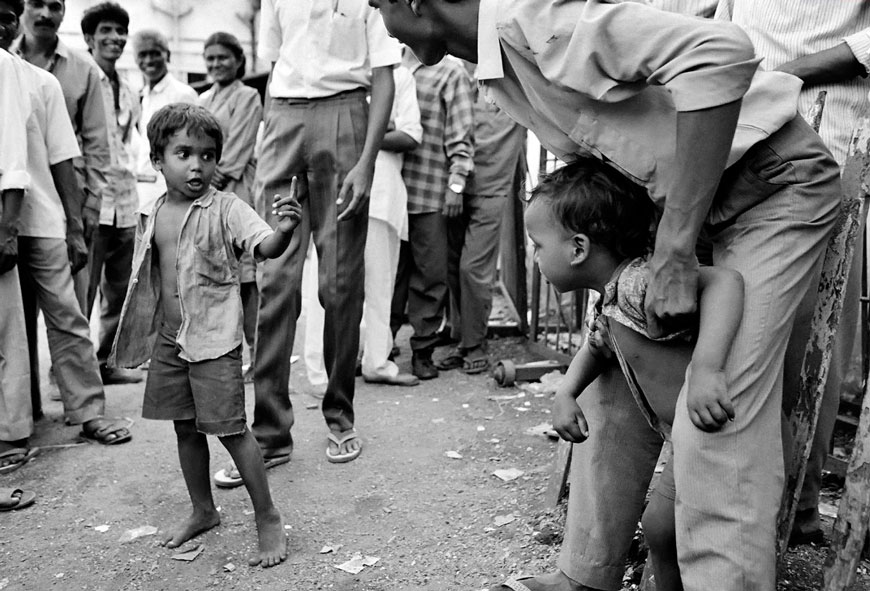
[525,159,744,590]
[110,104,302,567]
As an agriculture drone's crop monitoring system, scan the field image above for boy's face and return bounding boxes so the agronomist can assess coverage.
[135,39,168,83]
[22,0,63,42]
[152,128,217,201]
[0,2,19,51]
[525,199,584,293]
[86,20,127,65]
[369,0,449,65]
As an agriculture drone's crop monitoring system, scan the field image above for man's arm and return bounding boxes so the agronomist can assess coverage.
[77,64,111,242]
[0,189,24,274]
[777,42,868,86]
[645,99,742,337]
[441,65,474,218]
[381,130,419,153]
[50,159,88,273]
[336,65,395,221]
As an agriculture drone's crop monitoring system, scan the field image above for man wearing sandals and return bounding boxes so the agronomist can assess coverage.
[0,0,130,459]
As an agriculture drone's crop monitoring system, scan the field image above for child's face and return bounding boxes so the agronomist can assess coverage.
[525,199,583,293]
[152,128,217,200]
[369,0,448,65]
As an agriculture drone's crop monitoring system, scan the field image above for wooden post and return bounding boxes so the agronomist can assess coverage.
[824,118,870,590]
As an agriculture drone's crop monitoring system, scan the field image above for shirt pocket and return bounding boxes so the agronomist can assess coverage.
[328,12,365,62]
[194,244,234,287]
[568,112,656,184]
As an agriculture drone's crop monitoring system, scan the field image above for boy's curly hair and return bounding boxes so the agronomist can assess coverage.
[529,158,656,260]
[147,104,224,162]
[80,2,129,36]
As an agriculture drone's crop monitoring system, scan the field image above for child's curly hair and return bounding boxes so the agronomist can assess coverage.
[529,158,656,260]
[147,103,224,162]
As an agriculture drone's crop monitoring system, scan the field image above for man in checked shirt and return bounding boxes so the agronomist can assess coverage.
[391,48,474,381]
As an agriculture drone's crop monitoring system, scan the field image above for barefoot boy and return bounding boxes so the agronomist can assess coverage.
[526,159,743,590]
[111,104,301,567]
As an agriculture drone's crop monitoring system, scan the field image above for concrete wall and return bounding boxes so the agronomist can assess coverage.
[57,0,262,88]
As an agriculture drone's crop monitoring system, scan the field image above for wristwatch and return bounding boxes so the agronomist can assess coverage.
[449,182,465,194]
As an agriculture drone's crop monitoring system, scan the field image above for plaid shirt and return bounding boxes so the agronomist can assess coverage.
[402,55,474,214]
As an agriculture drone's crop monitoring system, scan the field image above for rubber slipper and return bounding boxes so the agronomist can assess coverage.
[0,447,39,475]
[462,356,491,375]
[214,454,291,488]
[491,577,534,591]
[0,488,36,512]
[326,429,362,464]
[434,350,465,371]
[363,373,420,387]
[80,419,132,445]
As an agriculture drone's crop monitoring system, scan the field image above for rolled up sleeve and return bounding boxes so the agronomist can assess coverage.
[521,0,759,112]
[844,27,870,75]
[366,9,401,69]
[0,57,30,192]
[226,198,275,262]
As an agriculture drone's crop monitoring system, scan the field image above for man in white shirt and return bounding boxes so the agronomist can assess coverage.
[1,0,131,453]
[131,29,197,214]
[214,0,399,487]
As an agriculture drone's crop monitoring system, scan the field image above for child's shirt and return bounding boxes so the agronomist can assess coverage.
[111,188,273,367]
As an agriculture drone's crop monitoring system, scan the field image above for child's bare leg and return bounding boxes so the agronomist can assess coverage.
[219,428,287,568]
[163,419,221,548]
[641,493,683,591]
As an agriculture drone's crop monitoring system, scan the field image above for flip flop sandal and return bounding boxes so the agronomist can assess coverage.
[462,356,491,375]
[214,454,291,489]
[0,488,36,512]
[80,419,132,445]
[326,430,362,464]
[494,577,535,591]
[0,447,40,475]
[435,349,465,371]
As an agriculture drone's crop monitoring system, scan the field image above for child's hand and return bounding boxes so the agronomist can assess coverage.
[272,177,302,234]
[686,363,735,432]
[552,391,589,443]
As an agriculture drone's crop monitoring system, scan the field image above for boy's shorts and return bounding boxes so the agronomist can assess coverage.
[142,324,247,436]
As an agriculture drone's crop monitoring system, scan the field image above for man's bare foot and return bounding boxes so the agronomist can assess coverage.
[326,429,362,463]
[161,509,221,548]
[248,509,287,568]
[490,571,593,591]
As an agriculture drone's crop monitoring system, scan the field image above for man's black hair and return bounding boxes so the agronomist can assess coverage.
[81,2,128,36]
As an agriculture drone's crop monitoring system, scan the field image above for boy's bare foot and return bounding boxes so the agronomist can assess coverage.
[161,509,221,548]
[248,509,287,568]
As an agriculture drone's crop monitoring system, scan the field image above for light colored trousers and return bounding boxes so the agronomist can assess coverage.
[304,219,403,381]
[558,116,841,591]
[0,266,32,441]
[18,237,105,425]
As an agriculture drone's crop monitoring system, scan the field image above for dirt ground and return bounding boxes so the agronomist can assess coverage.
[2,328,870,590]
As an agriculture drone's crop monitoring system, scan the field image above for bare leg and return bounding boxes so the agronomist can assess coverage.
[641,494,683,591]
[220,428,287,568]
[162,420,221,548]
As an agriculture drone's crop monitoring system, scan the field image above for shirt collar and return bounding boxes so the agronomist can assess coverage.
[476,0,504,80]
[144,72,173,96]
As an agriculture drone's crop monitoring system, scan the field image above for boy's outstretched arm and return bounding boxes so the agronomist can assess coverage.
[257,191,302,259]
[686,265,744,431]
[552,334,610,443]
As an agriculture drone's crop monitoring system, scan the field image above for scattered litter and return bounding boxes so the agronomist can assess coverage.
[320,544,343,554]
[488,438,500,444]
[284,525,292,530]
[223,563,235,572]
[432,398,439,402]
[94,525,110,533]
[445,451,463,460]
[462,404,469,409]
[525,422,558,439]
[477,425,485,432]
[493,468,524,482]
[488,392,525,401]
[493,514,516,527]
[523,401,531,407]
[55,574,64,579]
[432,418,445,424]
[819,502,839,519]
[172,544,204,562]
[0,577,8,590]
[243,509,255,516]
[383,507,392,514]
[512,407,531,412]
[538,370,565,392]
[118,525,158,543]
[335,553,380,574]
[290,355,300,363]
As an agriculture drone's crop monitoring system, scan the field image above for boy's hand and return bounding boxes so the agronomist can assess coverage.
[272,177,303,234]
[66,227,88,274]
[686,363,735,432]
[552,391,589,443]
[0,222,19,275]
[211,170,229,190]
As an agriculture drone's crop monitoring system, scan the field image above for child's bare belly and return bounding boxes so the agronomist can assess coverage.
[153,205,185,329]
[608,321,693,426]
